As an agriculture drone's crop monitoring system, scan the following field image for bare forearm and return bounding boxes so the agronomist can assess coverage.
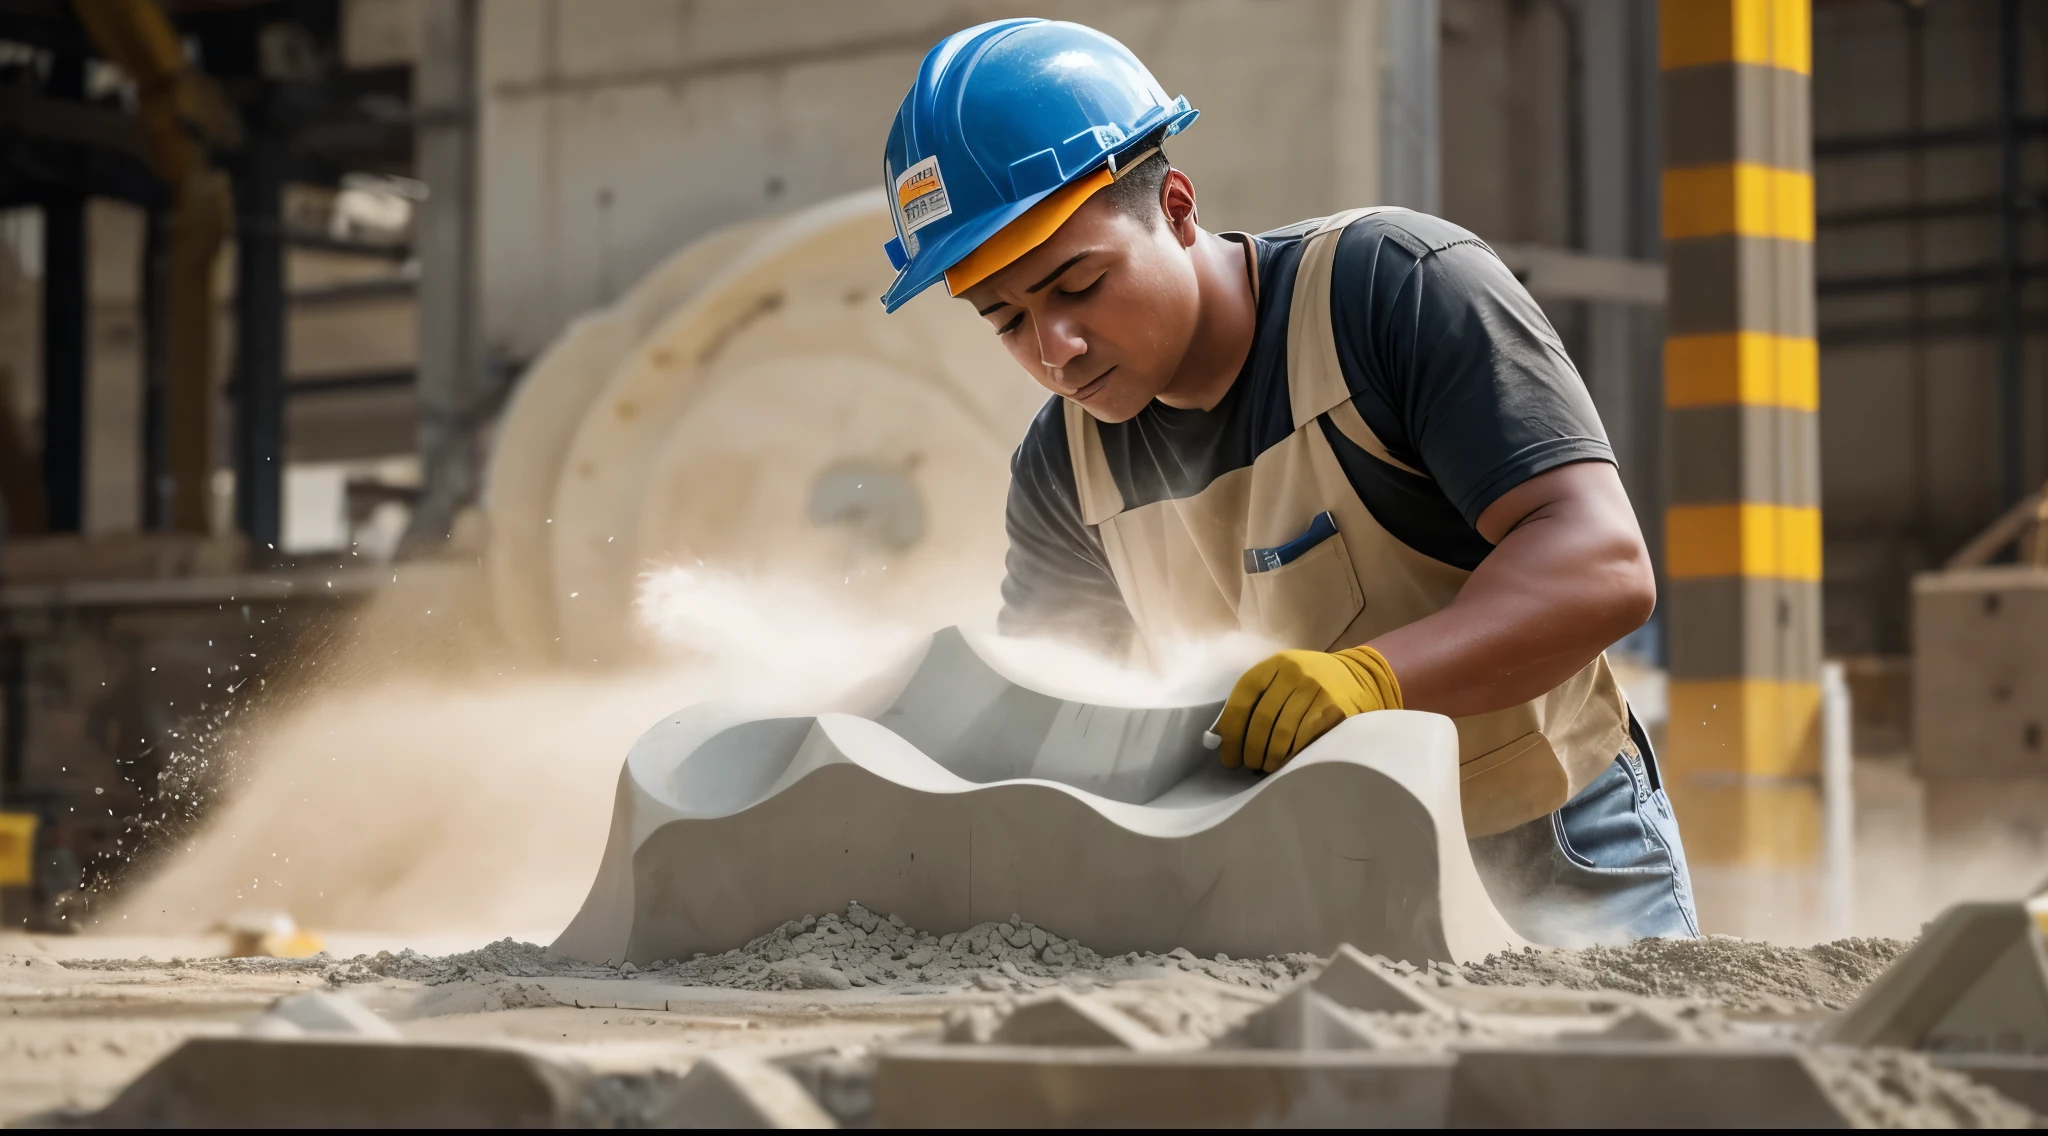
[1363,463,1654,719]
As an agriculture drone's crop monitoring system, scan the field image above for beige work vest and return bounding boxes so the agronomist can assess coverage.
[1064,208,1630,836]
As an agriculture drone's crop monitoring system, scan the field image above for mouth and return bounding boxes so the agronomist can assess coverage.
[1071,366,1114,402]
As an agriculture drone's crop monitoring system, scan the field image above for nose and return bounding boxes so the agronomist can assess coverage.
[1033,312,1087,381]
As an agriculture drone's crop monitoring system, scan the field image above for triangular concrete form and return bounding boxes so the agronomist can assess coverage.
[90,1037,591,1127]
[990,990,1164,1050]
[1823,901,2048,1054]
[551,628,1528,967]
[654,1054,836,1129]
[1226,985,1380,1051]
[1311,944,1449,1015]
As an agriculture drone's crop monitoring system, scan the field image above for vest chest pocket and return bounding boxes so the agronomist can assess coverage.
[1238,513,1366,650]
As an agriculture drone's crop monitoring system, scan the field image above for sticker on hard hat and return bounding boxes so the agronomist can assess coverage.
[895,156,952,235]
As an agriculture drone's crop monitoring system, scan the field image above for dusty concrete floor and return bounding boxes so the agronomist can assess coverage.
[0,924,1950,1125]
[0,932,1023,1124]
[0,932,1308,1125]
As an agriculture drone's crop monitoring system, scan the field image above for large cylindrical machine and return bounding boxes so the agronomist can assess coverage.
[485,191,1042,665]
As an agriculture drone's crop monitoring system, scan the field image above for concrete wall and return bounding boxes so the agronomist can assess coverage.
[1813,0,2048,654]
[473,0,1395,365]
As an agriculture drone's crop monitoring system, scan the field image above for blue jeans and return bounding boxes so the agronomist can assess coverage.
[1467,714,1700,946]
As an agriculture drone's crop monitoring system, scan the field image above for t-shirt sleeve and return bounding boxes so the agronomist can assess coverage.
[1331,223,1615,527]
[997,400,1137,653]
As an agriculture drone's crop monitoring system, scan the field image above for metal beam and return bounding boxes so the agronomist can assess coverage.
[233,131,286,556]
[1998,0,2026,508]
[1813,117,2048,157]
[1817,262,2048,297]
[1821,310,2048,347]
[139,207,167,530]
[1817,193,2037,229]
[39,53,86,536]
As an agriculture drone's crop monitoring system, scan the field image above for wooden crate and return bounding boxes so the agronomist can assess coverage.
[1912,565,2048,780]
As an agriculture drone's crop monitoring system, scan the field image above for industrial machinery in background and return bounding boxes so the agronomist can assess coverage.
[484,191,1037,667]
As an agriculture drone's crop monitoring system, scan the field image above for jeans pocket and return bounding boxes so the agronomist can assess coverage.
[1551,759,1668,876]
[1550,810,1599,870]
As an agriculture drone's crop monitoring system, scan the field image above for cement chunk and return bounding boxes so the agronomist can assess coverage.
[553,628,1523,968]
[1932,1054,2048,1114]
[989,990,1165,1050]
[1446,1046,1853,1128]
[1821,902,2048,1054]
[89,1037,590,1127]
[873,1042,1453,1127]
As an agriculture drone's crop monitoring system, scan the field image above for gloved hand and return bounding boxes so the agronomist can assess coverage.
[1215,646,1402,773]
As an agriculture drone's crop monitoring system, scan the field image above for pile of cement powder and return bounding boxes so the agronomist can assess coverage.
[1461,935,1912,1012]
[62,908,1914,1013]
[290,902,1311,993]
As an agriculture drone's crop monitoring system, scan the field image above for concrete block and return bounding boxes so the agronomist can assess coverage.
[654,1054,836,1129]
[1312,944,1451,1014]
[990,990,1166,1050]
[554,627,1524,968]
[1933,1054,2048,1114]
[1820,902,2048,1055]
[1912,566,2048,780]
[873,1042,1453,1127]
[89,1037,590,1128]
[1446,1045,1852,1128]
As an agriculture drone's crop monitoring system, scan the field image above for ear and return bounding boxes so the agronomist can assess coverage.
[1160,168,1199,247]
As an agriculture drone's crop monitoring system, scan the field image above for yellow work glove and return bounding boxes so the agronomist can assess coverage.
[1215,646,1402,773]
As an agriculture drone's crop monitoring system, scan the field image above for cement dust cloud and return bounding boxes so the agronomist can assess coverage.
[113,564,1243,938]
[105,561,2028,945]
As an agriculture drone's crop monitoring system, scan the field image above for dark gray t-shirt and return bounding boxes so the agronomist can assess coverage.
[999,210,1614,648]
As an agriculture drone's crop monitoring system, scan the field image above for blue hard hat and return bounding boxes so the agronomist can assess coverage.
[878,20,1199,312]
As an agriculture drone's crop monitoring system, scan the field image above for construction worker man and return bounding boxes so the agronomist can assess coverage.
[879,20,1696,944]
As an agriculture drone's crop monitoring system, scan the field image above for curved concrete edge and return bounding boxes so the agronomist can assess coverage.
[551,708,1523,967]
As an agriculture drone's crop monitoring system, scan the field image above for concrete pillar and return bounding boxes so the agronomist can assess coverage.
[406,0,484,552]
[1659,0,1822,874]
[1379,0,1440,214]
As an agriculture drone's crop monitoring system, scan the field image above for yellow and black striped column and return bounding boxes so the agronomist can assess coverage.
[1659,0,1822,868]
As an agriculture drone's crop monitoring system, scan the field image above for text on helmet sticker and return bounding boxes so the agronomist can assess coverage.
[894,155,952,236]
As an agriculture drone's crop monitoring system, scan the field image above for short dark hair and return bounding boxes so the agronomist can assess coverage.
[1102,133,1171,222]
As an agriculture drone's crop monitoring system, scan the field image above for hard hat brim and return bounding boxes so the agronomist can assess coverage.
[879,105,1198,313]
[942,167,1115,297]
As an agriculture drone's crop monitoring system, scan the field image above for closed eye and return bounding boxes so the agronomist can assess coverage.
[996,312,1024,336]
[1058,274,1104,299]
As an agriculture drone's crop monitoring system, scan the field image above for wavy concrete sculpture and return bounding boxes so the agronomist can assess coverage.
[553,629,1525,966]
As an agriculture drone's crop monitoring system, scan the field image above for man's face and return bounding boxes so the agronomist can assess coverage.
[959,189,1201,423]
